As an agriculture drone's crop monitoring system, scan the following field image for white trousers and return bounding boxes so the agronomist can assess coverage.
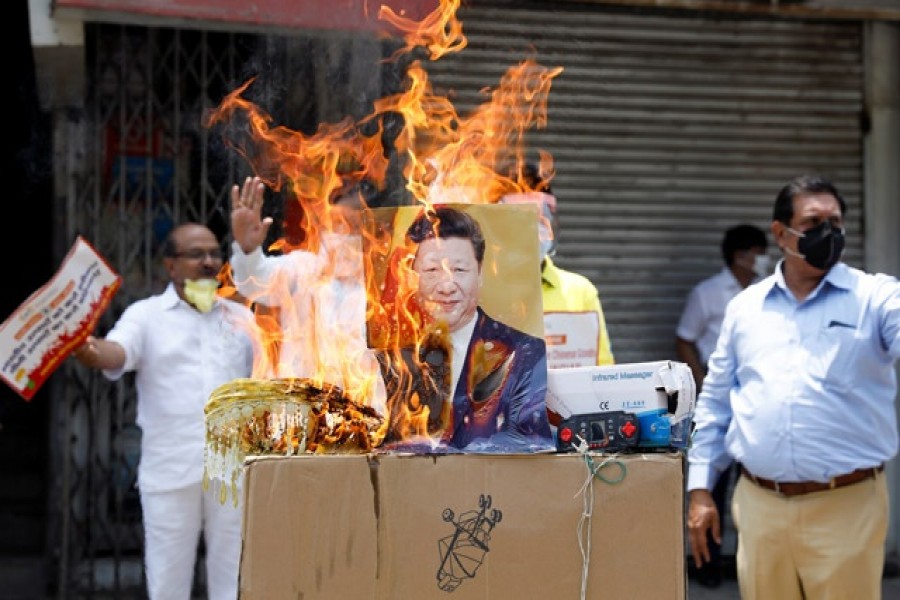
[140,481,242,600]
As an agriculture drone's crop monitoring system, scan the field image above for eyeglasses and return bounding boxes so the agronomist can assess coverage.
[172,249,224,261]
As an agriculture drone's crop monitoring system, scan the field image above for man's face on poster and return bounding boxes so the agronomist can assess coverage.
[412,237,482,333]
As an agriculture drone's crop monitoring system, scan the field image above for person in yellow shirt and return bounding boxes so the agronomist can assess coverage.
[500,164,614,368]
[542,254,615,366]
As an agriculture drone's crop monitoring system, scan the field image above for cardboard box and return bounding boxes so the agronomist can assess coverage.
[239,452,686,599]
[546,361,696,449]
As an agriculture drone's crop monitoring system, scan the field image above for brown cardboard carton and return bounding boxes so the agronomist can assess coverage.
[239,452,685,599]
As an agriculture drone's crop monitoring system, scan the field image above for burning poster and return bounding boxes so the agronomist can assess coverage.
[363,203,553,453]
[0,236,121,400]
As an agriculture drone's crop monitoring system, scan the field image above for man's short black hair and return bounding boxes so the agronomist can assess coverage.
[406,205,486,265]
[722,224,768,266]
[772,175,846,225]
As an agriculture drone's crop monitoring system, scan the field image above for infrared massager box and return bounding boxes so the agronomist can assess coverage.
[546,360,696,449]
[239,452,685,599]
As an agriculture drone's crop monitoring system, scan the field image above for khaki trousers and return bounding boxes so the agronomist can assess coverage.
[732,471,887,600]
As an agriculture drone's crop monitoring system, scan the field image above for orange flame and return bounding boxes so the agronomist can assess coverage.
[379,0,467,61]
[206,0,562,444]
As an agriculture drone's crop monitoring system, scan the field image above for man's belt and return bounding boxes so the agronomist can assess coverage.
[739,464,883,497]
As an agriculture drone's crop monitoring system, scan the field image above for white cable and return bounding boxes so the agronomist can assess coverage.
[574,444,621,600]
[575,436,593,600]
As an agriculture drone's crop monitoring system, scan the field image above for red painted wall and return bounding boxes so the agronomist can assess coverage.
[54,0,440,33]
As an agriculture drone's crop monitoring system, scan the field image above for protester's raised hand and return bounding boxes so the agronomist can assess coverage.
[231,176,272,253]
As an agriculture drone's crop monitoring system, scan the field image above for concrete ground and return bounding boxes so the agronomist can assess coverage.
[688,559,900,599]
[689,573,900,600]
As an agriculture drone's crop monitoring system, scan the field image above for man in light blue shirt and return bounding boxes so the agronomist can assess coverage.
[687,174,900,600]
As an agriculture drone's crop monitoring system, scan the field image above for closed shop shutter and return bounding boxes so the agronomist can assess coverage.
[425,2,863,363]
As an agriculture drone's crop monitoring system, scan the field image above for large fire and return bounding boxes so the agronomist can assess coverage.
[205,0,562,455]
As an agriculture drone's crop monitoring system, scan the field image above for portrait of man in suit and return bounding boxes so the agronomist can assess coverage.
[366,204,553,453]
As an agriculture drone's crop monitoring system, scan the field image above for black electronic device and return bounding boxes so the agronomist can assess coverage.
[556,411,641,453]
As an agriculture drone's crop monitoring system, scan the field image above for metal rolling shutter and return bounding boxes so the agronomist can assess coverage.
[425,2,864,363]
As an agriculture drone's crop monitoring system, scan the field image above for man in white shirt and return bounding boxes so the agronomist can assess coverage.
[676,224,769,390]
[229,176,385,410]
[71,223,255,600]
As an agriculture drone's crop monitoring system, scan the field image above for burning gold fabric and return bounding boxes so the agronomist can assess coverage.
[203,377,386,505]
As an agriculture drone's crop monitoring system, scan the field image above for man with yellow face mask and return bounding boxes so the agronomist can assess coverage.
[70,222,256,600]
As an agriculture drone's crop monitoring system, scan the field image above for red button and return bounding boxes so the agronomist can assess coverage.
[621,421,637,438]
[559,428,573,443]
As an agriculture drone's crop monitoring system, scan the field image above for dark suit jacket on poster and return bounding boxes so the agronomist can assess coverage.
[447,307,553,451]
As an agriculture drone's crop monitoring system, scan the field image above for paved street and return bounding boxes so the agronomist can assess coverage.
[689,575,900,599]
[688,564,900,599]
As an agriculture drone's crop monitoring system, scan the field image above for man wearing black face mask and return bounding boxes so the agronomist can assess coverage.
[686,175,900,600]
